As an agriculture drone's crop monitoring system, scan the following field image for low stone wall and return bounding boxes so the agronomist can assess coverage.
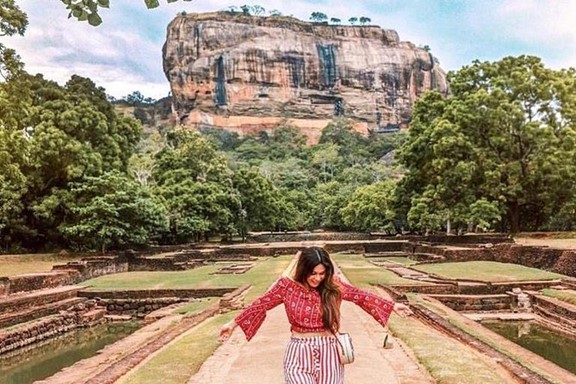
[101,297,185,316]
[0,306,105,355]
[390,281,559,296]
[389,283,459,295]
[3,259,128,295]
[531,294,576,321]
[52,258,129,280]
[7,271,82,295]
[428,294,513,311]
[362,242,405,253]
[0,277,9,297]
[127,257,199,271]
[247,232,370,243]
[219,284,251,312]
[78,288,236,300]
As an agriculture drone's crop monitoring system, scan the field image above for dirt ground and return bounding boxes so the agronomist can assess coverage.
[514,237,576,249]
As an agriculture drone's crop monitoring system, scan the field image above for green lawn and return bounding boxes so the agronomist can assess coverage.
[333,253,429,286]
[117,313,234,384]
[541,289,576,306]
[114,256,293,384]
[83,256,292,299]
[173,298,217,315]
[0,254,81,277]
[412,261,566,282]
[388,315,512,384]
[334,253,514,383]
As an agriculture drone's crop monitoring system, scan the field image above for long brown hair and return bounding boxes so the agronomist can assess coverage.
[294,246,342,332]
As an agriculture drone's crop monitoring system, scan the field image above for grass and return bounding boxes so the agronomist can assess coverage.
[0,254,81,277]
[412,261,566,282]
[173,298,217,315]
[335,253,514,383]
[541,289,576,306]
[332,253,428,286]
[83,256,292,293]
[514,235,576,249]
[409,294,564,384]
[113,256,293,383]
[388,316,511,384]
[383,256,418,266]
[117,313,234,384]
[365,256,418,266]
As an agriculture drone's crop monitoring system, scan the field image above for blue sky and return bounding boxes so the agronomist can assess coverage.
[2,0,575,100]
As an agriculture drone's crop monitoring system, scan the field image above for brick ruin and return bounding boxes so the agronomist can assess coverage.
[1,233,575,383]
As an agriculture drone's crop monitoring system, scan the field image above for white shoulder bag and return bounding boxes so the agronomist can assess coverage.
[335,332,355,364]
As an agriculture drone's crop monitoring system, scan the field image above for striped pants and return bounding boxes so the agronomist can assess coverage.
[283,336,344,384]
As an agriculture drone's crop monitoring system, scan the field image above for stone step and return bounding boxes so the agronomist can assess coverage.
[0,296,86,329]
[411,252,446,263]
[0,285,85,314]
[363,251,411,258]
[534,305,576,336]
[0,306,104,355]
[560,279,576,290]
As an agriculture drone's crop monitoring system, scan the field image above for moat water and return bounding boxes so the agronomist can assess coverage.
[482,320,576,374]
[0,322,140,384]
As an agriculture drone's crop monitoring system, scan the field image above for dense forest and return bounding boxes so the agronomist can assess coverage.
[1,2,576,252]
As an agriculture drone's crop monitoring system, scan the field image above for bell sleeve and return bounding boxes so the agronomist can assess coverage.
[338,277,394,327]
[234,277,287,341]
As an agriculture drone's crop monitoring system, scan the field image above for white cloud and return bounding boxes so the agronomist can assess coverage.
[1,0,574,100]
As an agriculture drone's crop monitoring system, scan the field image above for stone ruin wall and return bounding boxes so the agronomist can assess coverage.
[0,302,104,355]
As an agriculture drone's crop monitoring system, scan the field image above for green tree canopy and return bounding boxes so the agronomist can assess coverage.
[60,0,193,26]
[398,55,576,233]
[341,180,398,233]
[61,171,169,252]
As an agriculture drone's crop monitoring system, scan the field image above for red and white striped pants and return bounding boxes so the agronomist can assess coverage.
[283,336,344,384]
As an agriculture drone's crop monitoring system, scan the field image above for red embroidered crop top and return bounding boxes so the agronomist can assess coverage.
[235,276,394,341]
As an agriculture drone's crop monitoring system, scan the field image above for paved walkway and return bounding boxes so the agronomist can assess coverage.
[188,286,431,384]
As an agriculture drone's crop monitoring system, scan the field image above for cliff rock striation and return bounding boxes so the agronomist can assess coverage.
[163,12,449,142]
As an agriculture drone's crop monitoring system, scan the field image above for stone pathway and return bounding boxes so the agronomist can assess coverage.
[187,287,431,384]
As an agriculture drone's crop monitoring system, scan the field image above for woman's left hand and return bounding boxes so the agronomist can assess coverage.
[393,302,413,318]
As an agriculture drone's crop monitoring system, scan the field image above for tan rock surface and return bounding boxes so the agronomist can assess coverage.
[163,12,448,142]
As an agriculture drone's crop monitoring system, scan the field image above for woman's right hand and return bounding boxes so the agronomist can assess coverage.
[218,321,237,342]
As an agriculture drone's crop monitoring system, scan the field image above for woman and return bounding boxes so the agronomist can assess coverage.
[218,246,412,384]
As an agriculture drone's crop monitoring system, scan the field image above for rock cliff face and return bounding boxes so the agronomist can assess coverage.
[163,12,448,143]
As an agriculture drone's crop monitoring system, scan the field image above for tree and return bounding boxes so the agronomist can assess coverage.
[239,4,251,16]
[6,73,142,248]
[251,5,266,16]
[310,12,328,23]
[232,167,282,240]
[152,130,237,242]
[0,0,27,83]
[341,181,398,232]
[398,55,576,233]
[125,91,145,106]
[359,17,371,25]
[330,18,341,25]
[348,17,358,25]
[0,0,28,37]
[61,171,168,252]
[60,0,193,26]
[0,129,28,250]
[310,181,354,230]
